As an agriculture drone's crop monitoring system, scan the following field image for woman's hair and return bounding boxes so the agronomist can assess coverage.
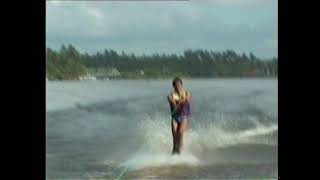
[172,77,183,86]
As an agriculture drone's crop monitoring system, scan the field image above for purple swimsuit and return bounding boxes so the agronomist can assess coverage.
[170,93,191,123]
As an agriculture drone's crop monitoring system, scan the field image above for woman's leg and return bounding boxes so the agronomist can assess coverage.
[177,117,188,153]
[171,119,178,154]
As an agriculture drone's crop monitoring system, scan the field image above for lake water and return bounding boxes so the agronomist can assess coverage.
[46,79,278,179]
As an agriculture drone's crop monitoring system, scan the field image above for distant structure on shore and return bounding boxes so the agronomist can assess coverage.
[84,67,121,80]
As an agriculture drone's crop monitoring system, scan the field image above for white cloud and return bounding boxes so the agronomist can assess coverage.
[81,6,103,22]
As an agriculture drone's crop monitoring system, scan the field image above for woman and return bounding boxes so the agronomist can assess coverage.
[167,77,192,155]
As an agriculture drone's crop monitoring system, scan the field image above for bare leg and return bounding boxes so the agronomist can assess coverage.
[171,119,178,154]
[177,117,188,154]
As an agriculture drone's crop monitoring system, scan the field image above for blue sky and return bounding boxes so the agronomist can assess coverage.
[46,0,277,59]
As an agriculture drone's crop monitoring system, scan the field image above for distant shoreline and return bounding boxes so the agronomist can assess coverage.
[46,45,277,82]
[46,76,278,82]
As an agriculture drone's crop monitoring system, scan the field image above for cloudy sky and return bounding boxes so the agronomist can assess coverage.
[46,0,277,59]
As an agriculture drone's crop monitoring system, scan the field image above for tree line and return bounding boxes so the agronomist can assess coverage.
[46,44,277,80]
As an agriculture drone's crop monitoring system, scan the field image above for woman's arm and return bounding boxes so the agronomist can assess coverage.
[168,94,179,110]
[180,91,191,104]
[186,91,192,103]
